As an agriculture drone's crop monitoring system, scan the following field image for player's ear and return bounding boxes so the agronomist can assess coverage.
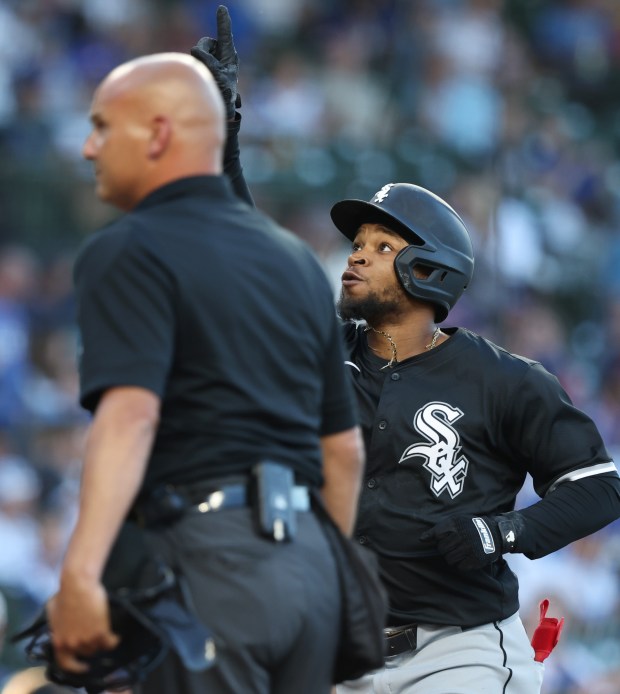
[147,115,172,159]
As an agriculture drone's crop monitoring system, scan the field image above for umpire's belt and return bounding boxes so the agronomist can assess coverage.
[190,484,310,514]
[130,480,311,527]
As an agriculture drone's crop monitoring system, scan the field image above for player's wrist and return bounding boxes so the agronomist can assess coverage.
[495,512,525,553]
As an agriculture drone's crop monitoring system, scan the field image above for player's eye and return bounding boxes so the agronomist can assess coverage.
[378,242,393,252]
[351,242,362,252]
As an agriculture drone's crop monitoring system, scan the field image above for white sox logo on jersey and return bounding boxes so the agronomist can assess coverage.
[399,402,469,498]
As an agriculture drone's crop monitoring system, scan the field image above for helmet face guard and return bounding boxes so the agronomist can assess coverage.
[331,183,474,322]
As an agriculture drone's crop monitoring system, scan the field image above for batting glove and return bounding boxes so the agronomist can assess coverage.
[420,514,519,571]
[191,5,241,120]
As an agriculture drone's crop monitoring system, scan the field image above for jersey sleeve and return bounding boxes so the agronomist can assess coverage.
[74,223,176,412]
[504,362,613,496]
[511,472,620,559]
[224,115,254,207]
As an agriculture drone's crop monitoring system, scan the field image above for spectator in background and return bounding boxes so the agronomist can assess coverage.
[320,27,395,146]
[250,51,326,141]
[0,456,45,601]
[0,248,37,428]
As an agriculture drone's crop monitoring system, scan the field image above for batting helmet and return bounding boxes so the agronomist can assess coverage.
[330,183,474,322]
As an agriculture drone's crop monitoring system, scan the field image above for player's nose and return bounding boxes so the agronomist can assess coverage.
[348,251,367,266]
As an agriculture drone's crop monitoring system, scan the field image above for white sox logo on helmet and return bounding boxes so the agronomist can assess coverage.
[399,402,469,498]
[372,183,395,204]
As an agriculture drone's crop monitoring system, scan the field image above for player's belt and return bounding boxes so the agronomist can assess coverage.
[384,622,479,657]
[384,625,418,656]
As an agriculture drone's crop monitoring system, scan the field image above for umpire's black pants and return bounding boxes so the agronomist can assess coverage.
[136,503,341,694]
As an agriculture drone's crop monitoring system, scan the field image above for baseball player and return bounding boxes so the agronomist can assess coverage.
[194,8,620,693]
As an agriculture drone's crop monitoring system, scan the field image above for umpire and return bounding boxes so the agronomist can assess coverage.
[45,53,364,694]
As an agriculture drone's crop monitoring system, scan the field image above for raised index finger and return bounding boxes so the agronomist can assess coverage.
[216,5,236,63]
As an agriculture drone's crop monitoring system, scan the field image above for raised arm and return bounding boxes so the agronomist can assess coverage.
[191,5,254,206]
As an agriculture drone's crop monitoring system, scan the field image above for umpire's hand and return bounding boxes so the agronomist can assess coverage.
[47,577,120,673]
[420,515,507,571]
[191,5,240,120]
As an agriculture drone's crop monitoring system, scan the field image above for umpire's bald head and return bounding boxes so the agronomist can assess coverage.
[83,52,226,211]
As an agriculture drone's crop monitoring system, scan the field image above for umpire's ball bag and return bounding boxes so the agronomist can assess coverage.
[311,492,388,683]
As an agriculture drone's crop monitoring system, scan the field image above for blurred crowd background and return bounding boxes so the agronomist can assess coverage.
[0,0,619,692]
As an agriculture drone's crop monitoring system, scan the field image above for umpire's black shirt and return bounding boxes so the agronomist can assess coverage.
[74,175,356,493]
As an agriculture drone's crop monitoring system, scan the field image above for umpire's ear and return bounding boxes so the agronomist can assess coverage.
[148,115,172,159]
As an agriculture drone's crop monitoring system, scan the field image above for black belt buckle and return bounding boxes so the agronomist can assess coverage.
[385,626,417,656]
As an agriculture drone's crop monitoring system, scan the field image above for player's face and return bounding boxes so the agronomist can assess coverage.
[337,223,409,323]
[82,83,149,211]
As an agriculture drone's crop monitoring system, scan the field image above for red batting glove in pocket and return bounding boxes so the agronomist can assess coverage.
[530,598,564,663]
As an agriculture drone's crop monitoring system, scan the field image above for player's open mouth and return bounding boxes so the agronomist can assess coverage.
[341,269,364,286]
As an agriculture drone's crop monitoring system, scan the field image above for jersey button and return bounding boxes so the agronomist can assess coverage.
[378,420,388,430]
[358,535,368,545]
[391,372,400,381]
[367,478,377,489]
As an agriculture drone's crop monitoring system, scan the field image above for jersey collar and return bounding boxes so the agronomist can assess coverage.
[135,175,236,211]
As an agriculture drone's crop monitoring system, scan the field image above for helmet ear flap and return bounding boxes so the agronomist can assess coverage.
[394,246,465,323]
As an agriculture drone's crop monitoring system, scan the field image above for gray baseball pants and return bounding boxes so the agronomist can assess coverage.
[336,612,544,694]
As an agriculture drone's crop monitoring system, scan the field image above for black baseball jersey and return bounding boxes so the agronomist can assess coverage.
[221,114,620,627]
[74,175,357,493]
[343,323,617,627]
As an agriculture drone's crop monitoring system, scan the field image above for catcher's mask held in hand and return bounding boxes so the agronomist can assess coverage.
[12,563,216,694]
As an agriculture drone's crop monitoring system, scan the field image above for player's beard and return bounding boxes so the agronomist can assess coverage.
[337,285,405,326]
